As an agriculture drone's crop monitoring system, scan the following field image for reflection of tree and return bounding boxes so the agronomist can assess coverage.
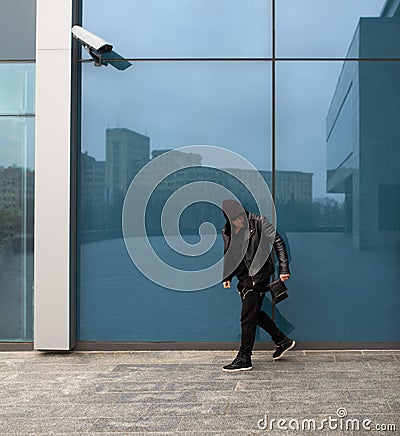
[276,199,312,232]
[0,208,16,253]
[0,167,34,255]
[0,205,34,255]
[312,198,345,231]
[276,197,344,232]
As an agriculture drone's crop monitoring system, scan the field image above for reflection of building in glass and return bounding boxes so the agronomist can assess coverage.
[81,152,106,230]
[146,165,313,235]
[0,166,34,213]
[326,1,400,249]
[260,170,314,232]
[207,168,313,205]
[226,168,314,231]
[150,148,202,183]
[81,127,316,234]
[152,149,202,164]
[0,166,34,251]
[262,170,312,205]
[105,128,150,206]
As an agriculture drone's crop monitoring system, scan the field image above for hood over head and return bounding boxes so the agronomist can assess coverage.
[222,199,246,222]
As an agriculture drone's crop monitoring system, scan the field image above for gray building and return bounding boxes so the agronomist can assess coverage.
[105,128,150,205]
[261,170,313,205]
[80,152,106,230]
[326,1,400,249]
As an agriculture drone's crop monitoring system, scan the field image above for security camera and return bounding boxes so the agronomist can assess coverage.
[72,25,112,53]
[72,25,113,66]
[72,25,132,71]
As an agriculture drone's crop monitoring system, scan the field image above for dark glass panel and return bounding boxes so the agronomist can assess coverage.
[276,61,400,341]
[79,61,272,341]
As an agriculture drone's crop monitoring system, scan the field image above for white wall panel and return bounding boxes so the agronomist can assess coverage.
[34,0,73,350]
[36,0,73,50]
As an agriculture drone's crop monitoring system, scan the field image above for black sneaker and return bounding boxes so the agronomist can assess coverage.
[222,352,252,372]
[272,338,296,360]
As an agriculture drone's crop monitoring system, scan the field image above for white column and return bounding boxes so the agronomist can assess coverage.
[34,0,74,350]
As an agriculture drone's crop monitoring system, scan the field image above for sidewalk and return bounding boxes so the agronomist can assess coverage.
[1,350,399,435]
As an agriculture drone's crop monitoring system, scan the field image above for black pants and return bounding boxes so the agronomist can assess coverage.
[238,282,283,356]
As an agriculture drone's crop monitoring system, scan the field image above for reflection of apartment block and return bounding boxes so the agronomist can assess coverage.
[0,166,34,214]
[81,152,106,209]
[227,168,313,204]
[149,149,202,190]
[263,170,312,204]
[326,1,400,249]
[151,149,202,172]
[152,163,312,205]
[106,128,150,204]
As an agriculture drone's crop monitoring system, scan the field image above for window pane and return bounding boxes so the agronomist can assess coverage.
[79,62,272,341]
[276,0,399,59]
[0,0,36,60]
[276,61,400,342]
[0,117,34,341]
[0,64,35,115]
[83,0,271,58]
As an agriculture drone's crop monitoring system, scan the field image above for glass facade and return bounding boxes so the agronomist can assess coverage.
[78,0,400,343]
[0,71,35,341]
[79,62,272,340]
[276,61,399,341]
[0,0,36,342]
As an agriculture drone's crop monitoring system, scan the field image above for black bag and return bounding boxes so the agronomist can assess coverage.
[267,279,288,304]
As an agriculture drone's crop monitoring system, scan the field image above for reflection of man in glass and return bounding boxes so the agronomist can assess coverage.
[222,199,295,372]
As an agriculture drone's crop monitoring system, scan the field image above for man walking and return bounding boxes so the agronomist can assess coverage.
[222,199,295,372]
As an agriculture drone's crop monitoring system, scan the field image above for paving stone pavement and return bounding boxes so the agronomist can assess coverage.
[0,350,399,435]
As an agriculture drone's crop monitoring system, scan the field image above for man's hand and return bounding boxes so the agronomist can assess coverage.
[280,274,290,282]
[223,280,231,288]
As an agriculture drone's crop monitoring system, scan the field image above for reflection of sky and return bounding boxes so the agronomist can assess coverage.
[80,0,385,199]
[276,62,345,198]
[81,62,271,171]
[83,0,272,58]
[0,64,35,115]
[0,118,35,170]
[275,0,385,58]
[0,63,35,169]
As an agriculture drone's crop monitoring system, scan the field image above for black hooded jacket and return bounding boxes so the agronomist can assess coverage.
[222,205,290,286]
